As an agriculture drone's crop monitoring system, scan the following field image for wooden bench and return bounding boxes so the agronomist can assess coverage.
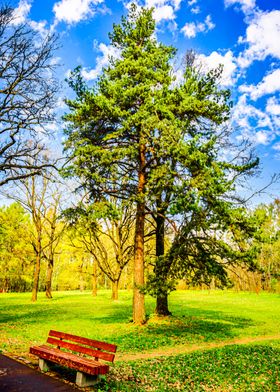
[30,330,117,387]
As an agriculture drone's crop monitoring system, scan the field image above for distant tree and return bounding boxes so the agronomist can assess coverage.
[0,5,59,186]
[65,200,134,300]
[253,200,280,291]
[0,203,33,292]
[42,191,65,298]
[4,166,65,301]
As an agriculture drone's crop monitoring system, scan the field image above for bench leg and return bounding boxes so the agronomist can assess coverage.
[39,358,49,372]
[76,372,100,387]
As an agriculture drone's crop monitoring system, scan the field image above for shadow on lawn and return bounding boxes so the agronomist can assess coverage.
[0,301,257,353]
[110,308,256,351]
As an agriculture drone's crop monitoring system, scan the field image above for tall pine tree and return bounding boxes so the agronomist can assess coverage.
[63,6,259,322]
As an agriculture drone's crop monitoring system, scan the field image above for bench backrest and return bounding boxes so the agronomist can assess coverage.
[47,330,117,362]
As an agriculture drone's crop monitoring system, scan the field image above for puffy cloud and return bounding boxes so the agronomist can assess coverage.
[145,0,182,22]
[29,20,49,37]
[224,0,255,14]
[125,0,182,24]
[239,69,280,100]
[12,0,32,25]
[254,131,270,145]
[238,10,280,67]
[232,94,275,145]
[266,97,280,116]
[81,42,121,81]
[153,5,175,22]
[181,14,215,38]
[272,142,280,151]
[196,50,238,87]
[53,0,103,25]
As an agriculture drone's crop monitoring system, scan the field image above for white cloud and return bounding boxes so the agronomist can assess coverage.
[12,0,31,25]
[239,69,280,100]
[153,5,175,22]
[181,14,215,38]
[238,10,280,68]
[81,42,121,81]
[272,142,280,151]
[254,131,269,145]
[266,97,280,116]
[204,14,215,30]
[53,0,103,25]
[29,20,49,37]
[224,0,255,14]
[190,6,200,14]
[196,50,238,87]
[145,0,182,22]
[232,94,276,145]
[188,0,197,5]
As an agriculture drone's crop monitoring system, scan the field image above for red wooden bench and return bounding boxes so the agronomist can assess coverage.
[30,330,117,387]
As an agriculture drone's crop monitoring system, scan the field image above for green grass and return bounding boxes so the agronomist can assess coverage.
[0,289,279,354]
[104,344,280,391]
[0,289,279,391]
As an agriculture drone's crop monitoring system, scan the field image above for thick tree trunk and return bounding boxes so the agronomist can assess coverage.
[111,280,119,300]
[32,248,41,302]
[45,258,53,299]
[133,200,145,324]
[155,213,171,316]
[92,260,98,296]
[133,142,146,324]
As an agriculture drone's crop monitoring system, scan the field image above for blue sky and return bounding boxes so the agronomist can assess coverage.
[10,0,280,203]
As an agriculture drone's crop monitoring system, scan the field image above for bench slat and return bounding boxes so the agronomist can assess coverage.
[47,337,115,362]
[30,345,109,375]
[49,330,117,353]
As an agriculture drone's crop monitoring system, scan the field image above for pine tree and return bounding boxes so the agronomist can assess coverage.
[63,6,259,321]
[63,5,176,323]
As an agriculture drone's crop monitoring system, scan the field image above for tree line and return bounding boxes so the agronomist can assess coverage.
[0,196,279,297]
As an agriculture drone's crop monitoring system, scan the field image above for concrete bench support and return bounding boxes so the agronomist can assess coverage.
[76,371,100,387]
[39,358,49,372]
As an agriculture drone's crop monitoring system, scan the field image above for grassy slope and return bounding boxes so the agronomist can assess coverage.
[0,290,279,391]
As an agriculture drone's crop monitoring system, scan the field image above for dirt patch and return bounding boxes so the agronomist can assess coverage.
[116,334,280,362]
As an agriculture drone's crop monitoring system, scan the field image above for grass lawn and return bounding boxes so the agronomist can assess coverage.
[0,289,279,390]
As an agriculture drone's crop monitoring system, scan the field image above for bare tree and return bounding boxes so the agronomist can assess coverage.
[2,164,66,301]
[0,5,59,186]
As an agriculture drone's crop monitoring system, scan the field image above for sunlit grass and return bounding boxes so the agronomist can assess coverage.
[0,289,279,356]
[1,290,279,391]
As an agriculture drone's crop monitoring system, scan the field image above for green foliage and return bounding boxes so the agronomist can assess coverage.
[251,199,280,291]
[0,203,33,291]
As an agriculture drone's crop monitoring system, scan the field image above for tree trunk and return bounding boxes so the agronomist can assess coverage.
[92,261,98,296]
[45,258,53,299]
[155,212,171,316]
[32,248,41,302]
[133,200,145,324]
[111,280,119,300]
[133,141,146,324]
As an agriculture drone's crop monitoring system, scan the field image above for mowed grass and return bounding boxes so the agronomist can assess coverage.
[0,290,280,391]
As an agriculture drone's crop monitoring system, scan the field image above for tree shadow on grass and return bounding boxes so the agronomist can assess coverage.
[0,301,258,354]
[109,307,257,352]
